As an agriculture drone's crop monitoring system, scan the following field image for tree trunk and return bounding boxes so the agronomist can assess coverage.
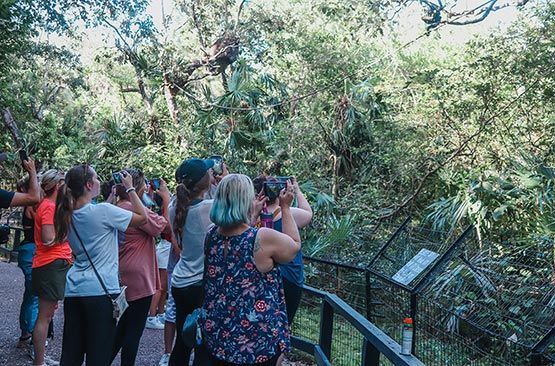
[163,72,180,125]
[332,154,339,199]
[137,77,154,116]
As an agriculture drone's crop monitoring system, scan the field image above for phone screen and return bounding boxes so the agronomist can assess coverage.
[112,172,122,184]
[151,178,161,190]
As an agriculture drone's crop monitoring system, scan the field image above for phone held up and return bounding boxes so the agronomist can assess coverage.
[263,181,287,201]
[150,178,161,190]
[18,149,28,163]
[112,172,123,184]
[209,155,224,175]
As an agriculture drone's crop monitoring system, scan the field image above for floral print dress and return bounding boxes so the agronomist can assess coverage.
[202,226,290,364]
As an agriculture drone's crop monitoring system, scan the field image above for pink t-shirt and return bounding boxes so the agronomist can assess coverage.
[117,201,170,301]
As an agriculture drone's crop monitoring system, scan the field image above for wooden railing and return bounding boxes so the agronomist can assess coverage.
[292,285,425,366]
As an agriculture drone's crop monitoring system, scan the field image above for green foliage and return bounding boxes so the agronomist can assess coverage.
[2,1,555,361]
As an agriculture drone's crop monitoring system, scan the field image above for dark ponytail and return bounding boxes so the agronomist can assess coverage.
[54,164,93,243]
[173,173,211,242]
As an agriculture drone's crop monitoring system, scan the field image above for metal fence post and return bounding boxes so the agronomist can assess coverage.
[362,340,380,366]
[319,299,334,360]
[410,293,417,355]
[365,270,372,321]
[13,228,21,247]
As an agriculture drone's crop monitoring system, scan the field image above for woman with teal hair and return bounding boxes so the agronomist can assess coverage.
[201,174,300,365]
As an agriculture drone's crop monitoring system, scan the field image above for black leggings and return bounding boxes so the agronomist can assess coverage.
[169,284,204,366]
[60,295,116,366]
[283,278,303,325]
[110,295,153,366]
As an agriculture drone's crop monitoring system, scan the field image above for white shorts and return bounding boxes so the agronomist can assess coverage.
[156,239,172,269]
[165,272,176,323]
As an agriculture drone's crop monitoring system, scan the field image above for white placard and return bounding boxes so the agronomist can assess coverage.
[392,249,440,285]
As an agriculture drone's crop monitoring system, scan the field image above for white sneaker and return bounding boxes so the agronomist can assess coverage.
[157,313,166,323]
[145,316,165,330]
[32,355,59,366]
[44,355,60,366]
[158,353,170,366]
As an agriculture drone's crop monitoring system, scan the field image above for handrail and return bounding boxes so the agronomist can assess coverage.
[292,285,425,366]
[0,226,23,261]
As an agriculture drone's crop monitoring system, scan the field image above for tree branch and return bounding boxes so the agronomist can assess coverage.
[378,75,542,220]
[191,2,207,50]
[235,0,248,30]
[34,85,64,120]
[2,109,24,148]
[120,87,141,93]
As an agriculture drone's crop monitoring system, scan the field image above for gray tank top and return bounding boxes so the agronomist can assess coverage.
[170,199,214,288]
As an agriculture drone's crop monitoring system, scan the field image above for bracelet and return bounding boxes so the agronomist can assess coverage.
[126,187,136,193]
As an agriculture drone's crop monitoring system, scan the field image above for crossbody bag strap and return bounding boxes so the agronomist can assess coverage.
[70,221,111,298]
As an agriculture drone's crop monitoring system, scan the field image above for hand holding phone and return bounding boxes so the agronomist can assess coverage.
[120,171,133,190]
[278,181,295,209]
[22,159,36,175]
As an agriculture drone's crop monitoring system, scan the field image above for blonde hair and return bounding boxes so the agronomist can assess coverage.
[210,174,255,228]
[40,169,64,196]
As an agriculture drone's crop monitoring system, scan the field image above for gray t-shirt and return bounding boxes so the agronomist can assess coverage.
[65,203,132,297]
[170,199,213,288]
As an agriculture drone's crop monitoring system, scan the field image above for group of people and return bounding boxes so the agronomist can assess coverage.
[0,152,313,366]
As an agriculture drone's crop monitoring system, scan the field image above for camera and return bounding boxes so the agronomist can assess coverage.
[112,172,122,184]
[264,181,286,200]
[275,176,291,183]
[150,178,161,190]
[209,155,224,175]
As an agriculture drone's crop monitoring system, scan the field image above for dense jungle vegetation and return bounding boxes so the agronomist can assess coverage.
[4,1,555,364]
[1,0,554,262]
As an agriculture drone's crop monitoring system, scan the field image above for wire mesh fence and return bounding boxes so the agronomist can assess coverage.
[330,312,365,366]
[297,218,555,365]
[291,289,322,346]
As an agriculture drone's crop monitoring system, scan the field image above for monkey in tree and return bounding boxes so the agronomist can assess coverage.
[206,32,240,74]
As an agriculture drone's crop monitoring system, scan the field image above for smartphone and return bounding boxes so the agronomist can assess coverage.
[112,172,122,184]
[18,149,28,163]
[150,178,161,190]
[264,181,286,200]
[209,155,224,175]
[275,176,291,182]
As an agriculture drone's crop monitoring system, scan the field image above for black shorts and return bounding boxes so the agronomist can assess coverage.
[32,259,71,301]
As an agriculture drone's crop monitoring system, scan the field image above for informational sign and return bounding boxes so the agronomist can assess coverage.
[392,248,440,285]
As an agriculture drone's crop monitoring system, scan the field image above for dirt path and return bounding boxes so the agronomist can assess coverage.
[0,260,165,366]
[0,260,313,366]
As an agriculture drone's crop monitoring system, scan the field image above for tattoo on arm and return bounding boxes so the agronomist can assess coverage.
[254,232,262,253]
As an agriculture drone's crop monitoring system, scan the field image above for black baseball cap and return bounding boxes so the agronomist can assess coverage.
[175,158,214,185]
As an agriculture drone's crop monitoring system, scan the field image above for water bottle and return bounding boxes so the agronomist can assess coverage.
[400,317,413,355]
[260,210,274,229]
